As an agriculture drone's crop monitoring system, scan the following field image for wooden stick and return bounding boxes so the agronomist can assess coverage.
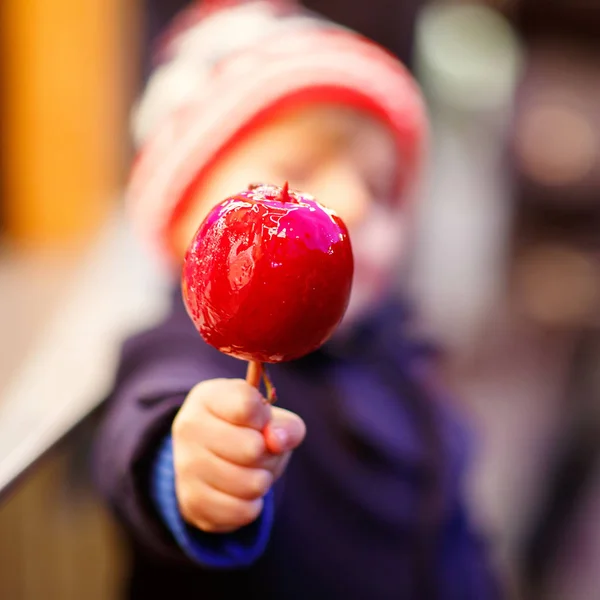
[245,360,263,388]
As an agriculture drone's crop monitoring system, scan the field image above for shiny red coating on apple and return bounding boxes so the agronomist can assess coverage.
[182,183,354,363]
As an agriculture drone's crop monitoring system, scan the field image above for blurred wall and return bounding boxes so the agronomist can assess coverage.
[0,434,128,600]
[0,1,142,598]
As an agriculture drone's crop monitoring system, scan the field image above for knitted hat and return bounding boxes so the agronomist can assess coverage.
[128,0,427,262]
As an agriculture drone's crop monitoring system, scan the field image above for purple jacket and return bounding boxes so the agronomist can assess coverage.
[93,287,500,599]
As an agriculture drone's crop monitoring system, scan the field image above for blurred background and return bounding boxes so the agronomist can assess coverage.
[0,0,599,598]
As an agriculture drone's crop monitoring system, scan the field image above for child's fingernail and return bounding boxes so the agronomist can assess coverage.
[272,428,288,448]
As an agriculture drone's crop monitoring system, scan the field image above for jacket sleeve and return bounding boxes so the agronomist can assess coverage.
[437,497,502,599]
[434,400,503,600]
[151,433,274,567]
[91,305,273,565]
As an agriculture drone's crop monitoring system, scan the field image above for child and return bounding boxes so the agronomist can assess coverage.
[94,1,499,598]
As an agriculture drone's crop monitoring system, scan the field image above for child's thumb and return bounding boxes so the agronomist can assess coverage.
[263,408,306,455]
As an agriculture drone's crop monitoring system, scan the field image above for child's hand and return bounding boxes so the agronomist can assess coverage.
[172,378,306,533]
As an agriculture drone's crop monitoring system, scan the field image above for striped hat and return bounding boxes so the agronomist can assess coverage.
[129,0,427,262]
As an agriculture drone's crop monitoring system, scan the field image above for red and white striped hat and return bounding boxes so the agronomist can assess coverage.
[128,0,427,262]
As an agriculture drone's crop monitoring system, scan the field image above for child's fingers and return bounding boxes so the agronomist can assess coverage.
[192,446,273,501]
[190,411,279,470]
[190,379,271,430]
[263,407,306,455]
[176,477,264,533]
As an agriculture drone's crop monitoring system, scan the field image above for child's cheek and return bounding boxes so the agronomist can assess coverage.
[343,262,389,324]
[351,207,403,285]
[342,209,404,323]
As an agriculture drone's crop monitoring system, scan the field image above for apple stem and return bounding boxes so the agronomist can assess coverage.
[246,360,263,388]
[279,181,290,203]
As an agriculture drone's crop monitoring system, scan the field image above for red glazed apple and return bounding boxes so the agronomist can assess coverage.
[182,183,353,364]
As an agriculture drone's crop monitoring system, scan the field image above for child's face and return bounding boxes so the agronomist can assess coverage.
[174,104,404,323]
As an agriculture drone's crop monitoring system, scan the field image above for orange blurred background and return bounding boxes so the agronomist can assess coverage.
[1,0,140,247]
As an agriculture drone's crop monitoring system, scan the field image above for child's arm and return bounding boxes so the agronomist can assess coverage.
[92,312,304,566]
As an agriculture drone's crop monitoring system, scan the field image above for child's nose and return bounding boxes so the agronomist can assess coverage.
[313,162,370,231]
